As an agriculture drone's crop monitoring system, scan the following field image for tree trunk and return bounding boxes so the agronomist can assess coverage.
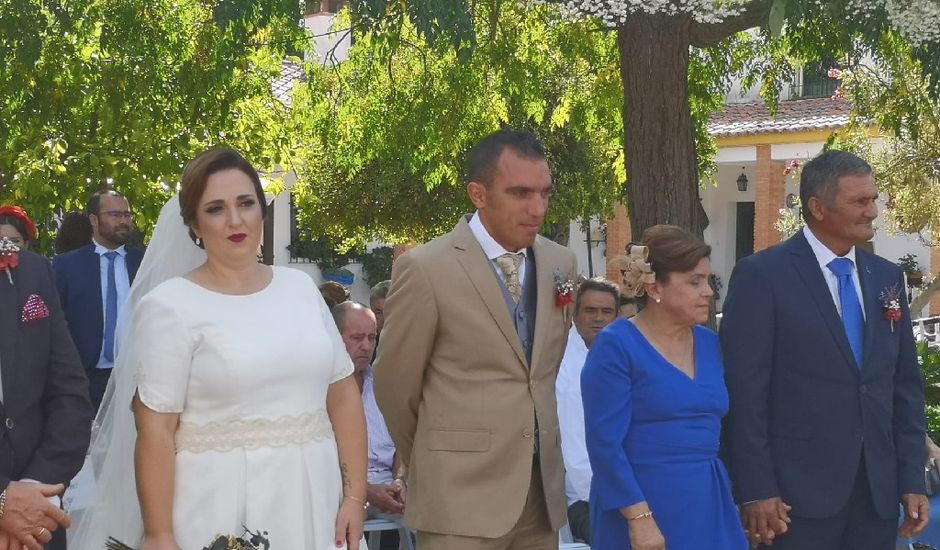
[618,14,708,239]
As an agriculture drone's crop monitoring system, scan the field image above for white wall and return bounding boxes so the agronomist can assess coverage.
[303,13,351,66]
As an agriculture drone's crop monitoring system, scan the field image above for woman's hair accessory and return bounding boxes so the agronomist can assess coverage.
[608,243,656,298]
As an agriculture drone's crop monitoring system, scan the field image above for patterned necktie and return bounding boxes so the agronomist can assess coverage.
[827,257,865,368]
[495,252,525,302]
[103,251,119,362]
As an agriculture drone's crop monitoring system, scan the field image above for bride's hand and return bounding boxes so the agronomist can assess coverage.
[334,498,366,549]
[140,533,181,550]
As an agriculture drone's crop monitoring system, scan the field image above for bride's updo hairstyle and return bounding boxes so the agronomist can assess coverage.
[618,225,711,305]
[178,147,267,248]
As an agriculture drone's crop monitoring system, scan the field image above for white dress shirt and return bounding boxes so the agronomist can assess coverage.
[93,240,131,369]
[802,226,865,319]
[468,212,528,285]
[556,325,591,505]
[362,366,397,484]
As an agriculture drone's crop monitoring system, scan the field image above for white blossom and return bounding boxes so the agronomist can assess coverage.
[549,0,940,43]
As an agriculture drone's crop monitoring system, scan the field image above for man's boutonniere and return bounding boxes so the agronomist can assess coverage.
[554,268,575,324]
[880,283,903,332]
[0,237,20,285]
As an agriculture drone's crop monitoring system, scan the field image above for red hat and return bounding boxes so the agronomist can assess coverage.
[0,205,38,241]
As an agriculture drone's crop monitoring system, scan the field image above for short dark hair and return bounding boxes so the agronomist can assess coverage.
[370,280,391,306]
[467,129,547,186]
[331,301,373,333]
[799,150,873,224]
[619,295,638,308]
[179,147,267,247]
[640,225,711,304]
[575,278,620,314]
[55,211,93,254]
[86,190,128,216]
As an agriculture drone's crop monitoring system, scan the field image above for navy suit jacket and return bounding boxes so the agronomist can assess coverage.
[52,244,143,370]
[720,231,926,519]
[0,251,93,492]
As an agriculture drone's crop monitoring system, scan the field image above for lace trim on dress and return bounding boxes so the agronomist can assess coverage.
[175,409,335,453]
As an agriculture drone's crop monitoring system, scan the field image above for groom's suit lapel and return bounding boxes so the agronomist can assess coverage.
[451,217,529,371]
[529,237,553,377]
[788,232,860,374]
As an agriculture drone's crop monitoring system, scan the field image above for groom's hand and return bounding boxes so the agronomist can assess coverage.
[0,482,68,550]
[741,497,791,546]
[899,493,929,538]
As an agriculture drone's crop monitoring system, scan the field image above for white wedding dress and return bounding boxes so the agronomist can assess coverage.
[132,266,354,548]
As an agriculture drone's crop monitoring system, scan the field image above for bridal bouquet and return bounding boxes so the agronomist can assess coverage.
[106,529,270,550]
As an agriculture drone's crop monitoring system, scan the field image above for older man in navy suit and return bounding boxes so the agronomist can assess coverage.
[53,190,143,409]
[0,244,93,549]
[721,150,928,549]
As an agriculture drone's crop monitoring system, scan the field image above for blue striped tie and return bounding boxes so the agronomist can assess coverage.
[827,257,864,368]
[103,251,118,363]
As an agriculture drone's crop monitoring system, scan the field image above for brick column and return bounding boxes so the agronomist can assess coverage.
[930,246,940,316]
[753,145,786,252]
[605,202,633,282]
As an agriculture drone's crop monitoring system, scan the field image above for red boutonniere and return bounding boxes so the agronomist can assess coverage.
[0,237,20,285]
[554,268,575,323]
[880,283,903,332]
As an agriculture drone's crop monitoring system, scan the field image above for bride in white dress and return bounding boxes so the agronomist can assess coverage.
[70,148,368,549]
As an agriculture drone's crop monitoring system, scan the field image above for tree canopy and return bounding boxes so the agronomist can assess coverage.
[345,0,940,238]
[0,0,304,248]
[290,3,626,247]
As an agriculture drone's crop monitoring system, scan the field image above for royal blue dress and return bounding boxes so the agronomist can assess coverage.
[581,320,747,550]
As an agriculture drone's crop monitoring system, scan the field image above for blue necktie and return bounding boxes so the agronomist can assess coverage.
[827,257,864,368]
[103,251,118,363]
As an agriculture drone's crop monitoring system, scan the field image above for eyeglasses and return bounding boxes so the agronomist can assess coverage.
[100,210,133,220]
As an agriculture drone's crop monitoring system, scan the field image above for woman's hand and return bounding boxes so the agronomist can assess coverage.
[628,517,666,550]
[334,498,365,549]
[140,533,181,550]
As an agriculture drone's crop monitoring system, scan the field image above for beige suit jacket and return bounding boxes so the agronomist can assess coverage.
[374,216,577,537]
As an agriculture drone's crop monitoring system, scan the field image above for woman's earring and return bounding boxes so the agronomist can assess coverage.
[195,237,202,246]
[654,297,661,304]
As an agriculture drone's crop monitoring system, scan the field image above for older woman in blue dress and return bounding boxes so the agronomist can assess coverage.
[582,225,748,550]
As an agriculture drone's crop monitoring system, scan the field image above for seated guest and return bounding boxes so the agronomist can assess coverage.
[333,301,406,548]
[582,226,747,550]
[556,278,620,544]
[0,205,37,250]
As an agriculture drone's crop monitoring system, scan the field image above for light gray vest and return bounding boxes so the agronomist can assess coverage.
[492,250,537,366]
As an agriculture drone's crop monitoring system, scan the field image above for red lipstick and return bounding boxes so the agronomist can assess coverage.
[228,233,247,243]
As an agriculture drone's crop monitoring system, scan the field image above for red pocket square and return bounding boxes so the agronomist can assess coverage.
[21,294,50,322]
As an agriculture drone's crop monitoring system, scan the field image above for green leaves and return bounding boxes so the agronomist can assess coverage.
[0,0,304,251]
[290,1,624,246]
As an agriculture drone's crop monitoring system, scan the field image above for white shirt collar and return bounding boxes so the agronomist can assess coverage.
[468,211,525,260]
[93,239,126,257]
[802,226,856,271]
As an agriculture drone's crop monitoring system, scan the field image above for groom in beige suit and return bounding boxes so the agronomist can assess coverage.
[374,129,577,549]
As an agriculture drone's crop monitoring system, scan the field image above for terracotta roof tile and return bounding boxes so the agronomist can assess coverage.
[709,98,851,137]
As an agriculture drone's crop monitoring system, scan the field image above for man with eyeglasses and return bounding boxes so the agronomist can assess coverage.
[53,190,143,409]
